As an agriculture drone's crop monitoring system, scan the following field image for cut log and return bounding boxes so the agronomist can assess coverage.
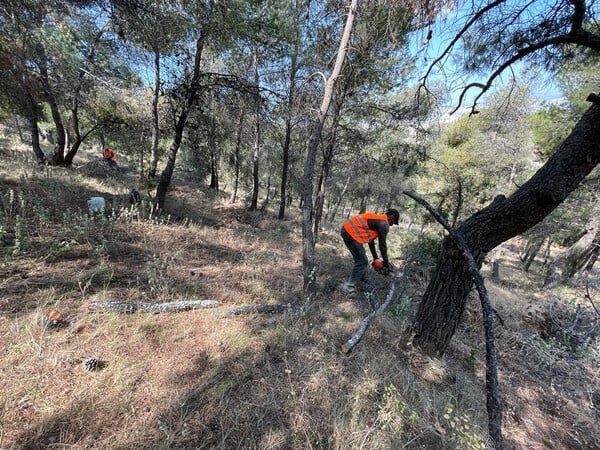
[341,258,411,353]
[87,300,219,313]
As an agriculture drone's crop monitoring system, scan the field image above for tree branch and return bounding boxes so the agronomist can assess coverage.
[419,0,508,90]
[341,258,412,353]
[403,190,503,449]
[425,0,600,114]
[452,35,570,114]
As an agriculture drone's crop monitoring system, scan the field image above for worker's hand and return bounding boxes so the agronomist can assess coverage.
[379,261,395,276]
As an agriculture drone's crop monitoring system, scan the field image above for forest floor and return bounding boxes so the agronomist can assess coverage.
[0,134,599,449]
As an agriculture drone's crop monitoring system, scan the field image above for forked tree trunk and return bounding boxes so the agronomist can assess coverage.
[414,97,600,355]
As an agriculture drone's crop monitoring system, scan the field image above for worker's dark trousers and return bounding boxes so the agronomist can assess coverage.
[343,236,368,285]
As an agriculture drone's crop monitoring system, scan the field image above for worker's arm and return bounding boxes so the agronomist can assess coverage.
[368,241,378,260]
[378,235,389,266]
[367,219,391,265]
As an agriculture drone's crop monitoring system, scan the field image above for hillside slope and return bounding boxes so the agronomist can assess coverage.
[1,137,598,449]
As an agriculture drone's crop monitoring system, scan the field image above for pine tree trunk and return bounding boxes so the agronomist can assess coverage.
[229,104,246,204]
[23,90,46,164]
[313,97,342,241]
[250,50,261,211]
[149,48,161,180]
[414,98,600,355]
[209,109,218,191]
[302,0,358,300]
[544,216,600,286]
[39,58,66,166]
[278,50,298,219]
[521,237,544,272]
[28,110,45,164]
[156,1,214,210]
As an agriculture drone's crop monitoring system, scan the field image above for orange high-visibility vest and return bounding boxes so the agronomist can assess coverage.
[343,213,387,244]
[102,148,115,160]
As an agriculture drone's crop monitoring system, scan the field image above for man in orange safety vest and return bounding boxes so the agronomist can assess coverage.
[340,208,399,294]
[101,147,117,169]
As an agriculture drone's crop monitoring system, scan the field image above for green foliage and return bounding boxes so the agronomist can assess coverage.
[530,104,574,160]
[350,380,418,444]
[418,87,537,223]
[401,230,443,274]
[376,384,418,437]
[387,295,415,320]
[531,50,600,161]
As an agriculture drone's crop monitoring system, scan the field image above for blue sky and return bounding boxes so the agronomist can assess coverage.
[407,2,565,114]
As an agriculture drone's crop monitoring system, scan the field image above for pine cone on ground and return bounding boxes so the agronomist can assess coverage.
[83,357,98,371]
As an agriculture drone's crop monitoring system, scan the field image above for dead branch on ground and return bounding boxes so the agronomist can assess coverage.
[341,258,412,354]
[216,303,304,316]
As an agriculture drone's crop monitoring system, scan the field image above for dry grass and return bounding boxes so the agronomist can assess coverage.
[1,132,599,449]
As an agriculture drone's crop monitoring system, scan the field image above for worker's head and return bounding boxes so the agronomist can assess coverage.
[386,208,399,226]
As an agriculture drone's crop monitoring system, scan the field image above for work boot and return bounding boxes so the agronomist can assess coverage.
[340,281,356,294]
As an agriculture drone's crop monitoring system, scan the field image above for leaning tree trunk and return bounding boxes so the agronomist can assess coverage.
[302,0,358,300]
[414,96,600,355]
[155,1,214,210]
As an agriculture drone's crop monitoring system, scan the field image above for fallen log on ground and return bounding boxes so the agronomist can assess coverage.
[341,258,411,353]
[217,303,304,316]
[86,300,303,316]
[87,300,219,313]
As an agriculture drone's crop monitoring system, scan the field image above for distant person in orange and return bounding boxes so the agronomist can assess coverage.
[101,147,117,169]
